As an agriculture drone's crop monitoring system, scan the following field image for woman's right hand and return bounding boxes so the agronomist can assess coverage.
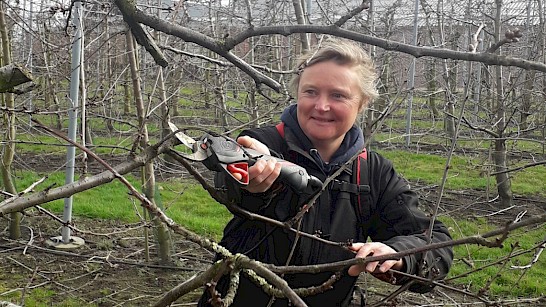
[236,136,282,193]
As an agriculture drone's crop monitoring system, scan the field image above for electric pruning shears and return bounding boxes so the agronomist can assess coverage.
[168,122,323,196]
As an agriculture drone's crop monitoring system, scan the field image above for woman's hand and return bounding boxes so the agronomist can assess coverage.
[347,242,404,281]
[236,136,282,193]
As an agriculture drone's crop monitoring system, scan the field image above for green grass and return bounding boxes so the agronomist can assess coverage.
[15,128,151,156]
[12,171,230,241]
[378,149,546,196]
[0,281,92,307]
[442,217,546,297]
[159,178,231,240]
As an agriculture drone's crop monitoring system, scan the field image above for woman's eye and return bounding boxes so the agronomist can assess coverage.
[332,93,344,99]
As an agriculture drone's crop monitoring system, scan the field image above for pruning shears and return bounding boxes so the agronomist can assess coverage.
[168,122,323,195]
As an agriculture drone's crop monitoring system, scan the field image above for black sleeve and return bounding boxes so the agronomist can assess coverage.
[367,152,454,293]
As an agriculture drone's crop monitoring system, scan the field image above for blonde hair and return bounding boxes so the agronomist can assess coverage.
[289,37,379,110]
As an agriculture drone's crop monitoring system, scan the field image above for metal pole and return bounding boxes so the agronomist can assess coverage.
[62,0,82,243]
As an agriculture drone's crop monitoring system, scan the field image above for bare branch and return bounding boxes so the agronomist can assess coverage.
[113,0,167,67]
[225,25,546,72]
[132,11,281,91]
[267,213,546,275]
[0,64,33,92]
[334,0,370,27]
[491,160,546,175]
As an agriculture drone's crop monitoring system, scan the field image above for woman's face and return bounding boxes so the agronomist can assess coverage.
[297,61,364,151]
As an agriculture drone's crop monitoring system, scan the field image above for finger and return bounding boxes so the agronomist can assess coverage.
[237,136,253,148]
[348,242,365,252]
[237,136,271,155]
[247,159,267,181]
[379,259,403,273]
[352,243,374,258]
[251,159,278,186]
[246,159,279,193]
[348,243,374,276]
[348,264,365,277]
[366,261,380,273]
[377,260,396,273]
[231,172,243,181]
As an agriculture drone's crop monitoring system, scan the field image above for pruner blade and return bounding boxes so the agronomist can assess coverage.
[168,121,209,161]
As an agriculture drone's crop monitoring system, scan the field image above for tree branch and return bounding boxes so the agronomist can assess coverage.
[225,25,546,73]
[267,213,546,275]
[0,122,172,216]
[491,160,546,175]
[113,0,168,67]
[334,0,370,27]
[0,64,33,92]
[132,11,282,91]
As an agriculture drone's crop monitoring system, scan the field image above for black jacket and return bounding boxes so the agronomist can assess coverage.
[198,119,453,306]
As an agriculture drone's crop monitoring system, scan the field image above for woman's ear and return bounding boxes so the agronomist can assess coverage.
[359,98,370,113]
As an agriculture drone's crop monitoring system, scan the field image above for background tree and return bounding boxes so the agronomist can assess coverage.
[0,0,20,240]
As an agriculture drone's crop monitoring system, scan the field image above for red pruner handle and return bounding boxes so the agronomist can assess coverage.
[227,163,249,184]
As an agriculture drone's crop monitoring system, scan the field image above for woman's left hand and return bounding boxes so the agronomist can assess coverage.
[347,242,404,277]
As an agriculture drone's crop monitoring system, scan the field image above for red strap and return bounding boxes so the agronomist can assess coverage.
[276,122,285,138]
[356,148,367,208]
[360,147,367,160]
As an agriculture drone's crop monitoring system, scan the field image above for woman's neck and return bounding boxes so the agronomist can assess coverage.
[313,138,343,163]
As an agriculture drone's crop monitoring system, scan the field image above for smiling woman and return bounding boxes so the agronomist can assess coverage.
[198,37,453,307]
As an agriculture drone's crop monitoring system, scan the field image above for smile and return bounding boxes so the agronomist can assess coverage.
[312,117,334,122]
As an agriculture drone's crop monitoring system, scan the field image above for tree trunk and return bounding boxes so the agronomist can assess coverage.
[123,67,132,115]
[247,36,259,127]
[213,69,229,130]
[436,0,455,139]
[0,1,20,240]
[41,22,63,129]
[493,139,512,208]
[158,66,176,166]
[492,0,513,208]
[425,59,439,119]
[170,70,180,117]
[291,0,310,52]
[126,30,172,264]
[520,69,535,131]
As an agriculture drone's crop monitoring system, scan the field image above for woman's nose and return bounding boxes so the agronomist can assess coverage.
[314,96,330,111]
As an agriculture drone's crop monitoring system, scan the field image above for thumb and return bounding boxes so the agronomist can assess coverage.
[237,136,254,149]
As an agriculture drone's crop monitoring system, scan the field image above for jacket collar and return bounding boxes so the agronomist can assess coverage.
[280,104,365,173]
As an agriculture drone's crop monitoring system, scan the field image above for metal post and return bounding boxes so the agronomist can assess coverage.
[62,0,83,243]
[405,0,419,147]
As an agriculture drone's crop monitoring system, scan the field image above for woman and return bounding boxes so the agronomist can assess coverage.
[199,37,453,306]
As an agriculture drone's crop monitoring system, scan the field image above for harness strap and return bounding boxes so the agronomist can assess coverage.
[275,122,285,138]
[330,179,370,194]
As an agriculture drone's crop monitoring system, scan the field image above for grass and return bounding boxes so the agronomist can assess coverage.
[442,217,546,297]
[12,170,230,241]
[0,285,92,307]
[378,149,546,196]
